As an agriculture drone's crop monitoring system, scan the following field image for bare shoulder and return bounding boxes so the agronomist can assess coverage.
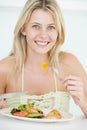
[59,51,86,75]
[0,56,16,93]
[0,56,16,73]
[59,51,80,65]
[0,56,16,80]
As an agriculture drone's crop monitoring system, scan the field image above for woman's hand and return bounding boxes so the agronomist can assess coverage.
[62,75,86,106]
[0,99,7,109]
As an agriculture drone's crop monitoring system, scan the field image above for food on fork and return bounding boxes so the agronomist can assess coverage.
[45,109,62,119]
[41,62,48,69]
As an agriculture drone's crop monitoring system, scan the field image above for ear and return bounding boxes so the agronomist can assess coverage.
[21,27,26,36]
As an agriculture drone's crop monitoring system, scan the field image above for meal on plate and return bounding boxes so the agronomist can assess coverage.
[11,103,62,119]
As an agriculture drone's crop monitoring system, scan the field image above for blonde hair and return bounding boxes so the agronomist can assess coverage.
[10,0,65,72]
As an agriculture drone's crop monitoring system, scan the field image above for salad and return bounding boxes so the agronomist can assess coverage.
[11,103,44,118]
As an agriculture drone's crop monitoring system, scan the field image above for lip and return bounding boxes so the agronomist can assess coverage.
[35,41,49,47]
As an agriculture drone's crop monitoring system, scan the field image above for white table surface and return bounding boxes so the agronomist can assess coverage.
[0,113,87,130]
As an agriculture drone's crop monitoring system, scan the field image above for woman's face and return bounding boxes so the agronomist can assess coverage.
[23,9,58,54]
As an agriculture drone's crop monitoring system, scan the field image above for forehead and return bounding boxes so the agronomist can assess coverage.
[29,9,55,23]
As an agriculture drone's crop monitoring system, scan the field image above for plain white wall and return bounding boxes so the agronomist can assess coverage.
[62,10,87,71]
[0,1,87,116]
[0,7,22,58]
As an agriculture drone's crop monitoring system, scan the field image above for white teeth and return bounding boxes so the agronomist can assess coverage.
[35,41,48,45]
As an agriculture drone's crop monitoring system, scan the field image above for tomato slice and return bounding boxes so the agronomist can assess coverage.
[13,111,28,117]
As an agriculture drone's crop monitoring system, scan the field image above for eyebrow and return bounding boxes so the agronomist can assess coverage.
[31,22,56,26]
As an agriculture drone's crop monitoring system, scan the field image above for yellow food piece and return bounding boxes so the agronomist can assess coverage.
[45,109,62,119]
[41,62,48,69]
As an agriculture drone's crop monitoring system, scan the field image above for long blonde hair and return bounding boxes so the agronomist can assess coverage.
[10,0,65,72]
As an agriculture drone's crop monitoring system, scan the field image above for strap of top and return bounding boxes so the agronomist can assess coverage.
[21,65,58,92]
[21,64,24,91]
[53,70,58,92]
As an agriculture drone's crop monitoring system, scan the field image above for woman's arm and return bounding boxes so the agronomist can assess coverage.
[61,52,87,117]
[80,99,87,117]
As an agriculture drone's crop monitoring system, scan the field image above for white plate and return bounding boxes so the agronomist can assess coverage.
[0,107,74,123]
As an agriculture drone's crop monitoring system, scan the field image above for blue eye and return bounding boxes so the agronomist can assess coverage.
[32,25,40,29]
[48,26,55,30]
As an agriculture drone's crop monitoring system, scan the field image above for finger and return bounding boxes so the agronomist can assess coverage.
[67,85,83,91]
[0,99,7,109]
[63,78,83,90]
[63,75,82,83]
[64,80,83,87]
[69,90,81,97]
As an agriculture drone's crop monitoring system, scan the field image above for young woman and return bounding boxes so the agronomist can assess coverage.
[0,0,87,117]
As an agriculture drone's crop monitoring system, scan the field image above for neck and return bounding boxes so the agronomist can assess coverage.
[24,52,50,72]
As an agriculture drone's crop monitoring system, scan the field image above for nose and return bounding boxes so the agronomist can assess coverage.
[39,28,48,39]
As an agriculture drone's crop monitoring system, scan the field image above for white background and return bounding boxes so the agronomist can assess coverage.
[0,0,87,116]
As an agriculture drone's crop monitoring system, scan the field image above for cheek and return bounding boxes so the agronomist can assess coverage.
[26,32,36,42]
[51,32,58,42]
[25,27,36,39]
[28,31,34,38]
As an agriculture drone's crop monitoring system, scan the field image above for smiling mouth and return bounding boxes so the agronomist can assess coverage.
[35,41,49,47]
